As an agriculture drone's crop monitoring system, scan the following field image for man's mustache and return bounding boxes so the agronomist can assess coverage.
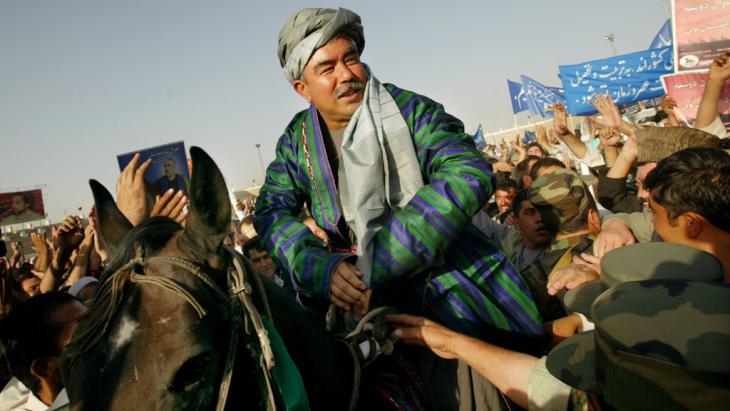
[335,81,364,98]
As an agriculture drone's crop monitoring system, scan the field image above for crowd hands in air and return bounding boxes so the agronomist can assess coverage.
[0,10,729,407]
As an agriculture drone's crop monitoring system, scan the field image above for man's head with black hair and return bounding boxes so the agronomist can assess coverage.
[494,178,519,215]
[526,142,547,158]
[0,292,86,404]
[645,148,730,260]
[12,270,40,302]
[242,237,277,278]
[512,190,552,250]
[529,157,566,182]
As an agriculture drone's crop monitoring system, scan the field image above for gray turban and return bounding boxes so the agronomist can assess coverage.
[277,7,365,83]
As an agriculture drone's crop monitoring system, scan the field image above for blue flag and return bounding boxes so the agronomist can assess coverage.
[649,20,672,49]
[520,75,567,118]
[559,46,674,115]
[507,80,529,114]
[473,124,486,151]
[523,130,536,145]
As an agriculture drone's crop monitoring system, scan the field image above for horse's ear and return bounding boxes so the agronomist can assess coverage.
[89,179,132,255]
[181,147,231,259]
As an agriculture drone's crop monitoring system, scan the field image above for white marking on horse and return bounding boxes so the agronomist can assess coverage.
[157,317,172,324]
[134,365,139,382]
[112,315,138,351]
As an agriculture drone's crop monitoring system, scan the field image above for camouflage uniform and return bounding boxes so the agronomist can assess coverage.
[547,280,730,410]
[520,169,597,322]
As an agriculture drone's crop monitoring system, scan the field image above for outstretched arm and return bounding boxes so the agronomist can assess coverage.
[388,314,537,409]
[695,52,730,129]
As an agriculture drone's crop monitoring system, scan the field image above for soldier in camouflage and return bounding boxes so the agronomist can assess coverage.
[547,279,730,410]
[519,168,601,322]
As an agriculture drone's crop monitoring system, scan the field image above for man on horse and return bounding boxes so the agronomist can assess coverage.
[254,7,543,346]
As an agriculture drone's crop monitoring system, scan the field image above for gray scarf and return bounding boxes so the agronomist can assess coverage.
[338,68,424,285]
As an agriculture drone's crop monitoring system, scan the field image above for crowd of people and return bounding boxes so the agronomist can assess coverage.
[1,6,729,411]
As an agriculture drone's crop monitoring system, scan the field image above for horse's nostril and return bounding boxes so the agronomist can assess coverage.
[170,353,210,393]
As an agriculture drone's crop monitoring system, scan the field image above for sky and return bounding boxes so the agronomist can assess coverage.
[0,1,668,222]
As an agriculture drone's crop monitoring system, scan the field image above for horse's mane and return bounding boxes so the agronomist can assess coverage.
[62,217,183,373]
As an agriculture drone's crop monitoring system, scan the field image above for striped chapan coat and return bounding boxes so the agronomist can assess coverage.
[254,83,544,341]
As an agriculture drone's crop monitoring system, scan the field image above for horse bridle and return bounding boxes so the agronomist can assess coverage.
[110,244,278,411]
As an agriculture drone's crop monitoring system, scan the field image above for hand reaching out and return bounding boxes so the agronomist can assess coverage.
[53,216,85,258]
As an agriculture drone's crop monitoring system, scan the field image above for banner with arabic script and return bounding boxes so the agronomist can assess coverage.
[559,47,674,115]
[661,72,730,130]
[672,0,730,72]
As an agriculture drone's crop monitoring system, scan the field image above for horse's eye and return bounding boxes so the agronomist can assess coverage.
[170,353,210,392]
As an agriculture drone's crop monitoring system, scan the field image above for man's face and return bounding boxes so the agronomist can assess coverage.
[163,160,176,179]
[527,146,544,158]
[494,189,517,214]
[11,195,28,214]
[248,249,277,278]
[636,162,657,205]
[19,276,40,301]
[516,201,551,248]
[294,36,368,129]
[649,196,684,244]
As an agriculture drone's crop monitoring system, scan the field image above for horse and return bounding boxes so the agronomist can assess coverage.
[59,147,427,410]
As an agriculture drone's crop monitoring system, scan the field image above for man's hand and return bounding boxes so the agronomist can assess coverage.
[598,126,621,148]
[388,314,459,360]
[544,313,584,348]
[492,161,513,173]
[547,263,599,296]
[302,216,330,245]
[590,94,623,129]
[593,219,636,257]
[330,260,369,314]
[708,52,730,84]
[659,94,678,114]
[53,216,85,259]
[618,135,637,161]
[151,189,189,225]
[31,232,50,272]
[553,103,570,136]
[116,153,152,226]
[573,253,601,274]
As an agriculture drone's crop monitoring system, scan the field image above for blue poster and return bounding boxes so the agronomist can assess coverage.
[520,75,566,118]
[559,46,674,115]
[117,141,190,198]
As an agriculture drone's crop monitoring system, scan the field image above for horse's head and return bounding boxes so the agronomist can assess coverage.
[60,147,257,410]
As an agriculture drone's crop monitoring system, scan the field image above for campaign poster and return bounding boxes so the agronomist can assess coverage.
[672,0,730,72]
[661,72,730,128]
[0,189,45,226]
[117,141,190,199]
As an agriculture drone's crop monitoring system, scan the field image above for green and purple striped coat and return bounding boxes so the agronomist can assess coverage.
[254,84,543,340]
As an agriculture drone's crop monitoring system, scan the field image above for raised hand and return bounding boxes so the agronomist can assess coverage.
[116,153,153,226]
[708,52,730,83]
[598,126,621,148]
[53,216,85,258]
[552,103,570,135]
[151,189,189,226]
[659,94,678,113]
[590,94,623,129]
[31,232,50,272]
